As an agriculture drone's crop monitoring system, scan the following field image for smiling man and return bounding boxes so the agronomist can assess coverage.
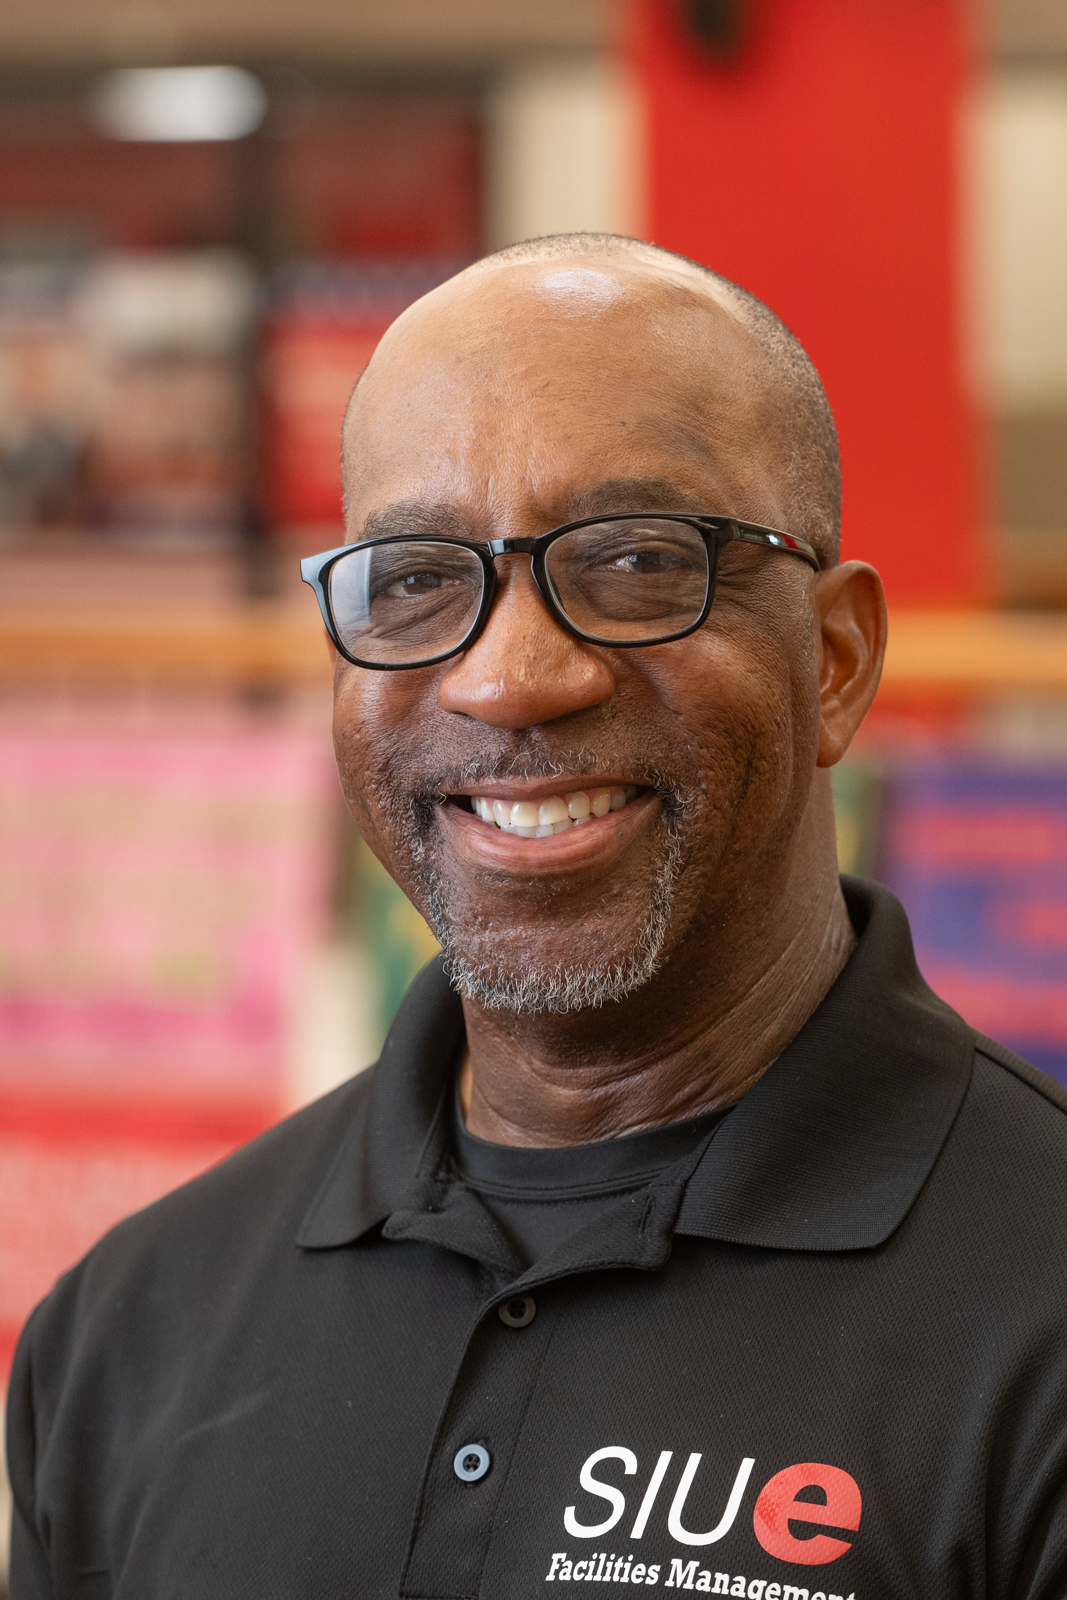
[9,237,1067,1600]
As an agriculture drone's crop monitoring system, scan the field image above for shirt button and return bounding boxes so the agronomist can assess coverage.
[497,1295,536,1328]
[454,1443,491,1482]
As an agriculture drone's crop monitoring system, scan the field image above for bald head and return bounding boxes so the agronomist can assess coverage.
[343,232,841,566]
[330,228,886,1047]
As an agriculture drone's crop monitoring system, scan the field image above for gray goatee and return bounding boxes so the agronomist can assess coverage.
[405,768,687,1016]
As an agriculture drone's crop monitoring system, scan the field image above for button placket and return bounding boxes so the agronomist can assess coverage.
[400,1290,560,1599]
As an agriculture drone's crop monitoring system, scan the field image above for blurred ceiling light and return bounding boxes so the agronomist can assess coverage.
[90,66,267,142]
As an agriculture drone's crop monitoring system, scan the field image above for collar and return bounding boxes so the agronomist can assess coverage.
[297,878,974,1259]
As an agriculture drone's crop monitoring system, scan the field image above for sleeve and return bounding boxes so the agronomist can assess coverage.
[6,1308,55,1600]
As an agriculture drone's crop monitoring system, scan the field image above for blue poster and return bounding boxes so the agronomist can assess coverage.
[880,759,1067,1088]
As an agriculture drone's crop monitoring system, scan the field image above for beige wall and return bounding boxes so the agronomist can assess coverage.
[992,0,1067,56]
[484,56,642,248]
[967,62,1067,595]
[971,71,1067,410]
[0,1,1064,70]
[0,0,1063,69]
[0,0,608,66]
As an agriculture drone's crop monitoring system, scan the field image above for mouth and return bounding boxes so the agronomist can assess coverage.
[452,784,643,838]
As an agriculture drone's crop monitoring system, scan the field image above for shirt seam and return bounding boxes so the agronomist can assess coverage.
[974,1036,1067,1116]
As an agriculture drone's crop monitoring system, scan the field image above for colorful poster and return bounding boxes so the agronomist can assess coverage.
[881,759,1067,1085]
[0,716,338,1375]
[0,721,337,1106]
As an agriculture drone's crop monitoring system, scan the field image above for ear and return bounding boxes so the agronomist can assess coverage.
[813,561,887,768]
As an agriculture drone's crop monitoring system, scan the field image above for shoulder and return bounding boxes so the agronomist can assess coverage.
[16,1068,376,1371]
[6,1069,379,1551]
[972,1032,1067,1120]
[117,1065,376,1253]
[966,1032,1067,1153]
[930,1031,1067,1238]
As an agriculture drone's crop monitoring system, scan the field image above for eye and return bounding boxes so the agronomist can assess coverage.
[381,570,447,598]
[610,547,689,576]
[595,542,700,578]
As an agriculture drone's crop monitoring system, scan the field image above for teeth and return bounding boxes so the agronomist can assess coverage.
[468,786,642,837]
[538,796,569,826]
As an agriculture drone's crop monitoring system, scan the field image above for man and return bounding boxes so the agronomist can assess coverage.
[9,236,1067,1599]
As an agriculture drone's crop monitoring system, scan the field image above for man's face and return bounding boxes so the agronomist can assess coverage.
[334,258,823,1014]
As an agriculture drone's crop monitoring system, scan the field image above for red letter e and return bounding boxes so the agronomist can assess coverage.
[752,1462,861,1565]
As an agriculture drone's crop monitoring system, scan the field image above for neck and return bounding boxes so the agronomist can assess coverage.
[458,793,855,1147]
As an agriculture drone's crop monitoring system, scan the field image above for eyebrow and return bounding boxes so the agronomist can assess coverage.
[358,502,474,541]
[356,478,711,543]
[566,477,708,520]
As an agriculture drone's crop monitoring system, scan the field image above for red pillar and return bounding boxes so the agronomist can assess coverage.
[625,0,985,607]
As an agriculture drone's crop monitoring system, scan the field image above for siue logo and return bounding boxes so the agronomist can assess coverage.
[560,1449,861,1567]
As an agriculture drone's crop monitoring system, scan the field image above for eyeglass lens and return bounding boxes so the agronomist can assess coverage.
[542,519,710,642]
[326,518,712,666]
[328,541,485,666]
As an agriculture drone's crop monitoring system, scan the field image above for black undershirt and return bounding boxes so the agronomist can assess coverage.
[450,1096,729,1270]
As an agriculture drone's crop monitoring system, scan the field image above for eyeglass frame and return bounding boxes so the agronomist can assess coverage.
[300,512,821,672]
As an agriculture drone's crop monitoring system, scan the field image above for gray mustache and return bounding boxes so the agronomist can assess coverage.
[417,752,687,801]
[423,749,603,796]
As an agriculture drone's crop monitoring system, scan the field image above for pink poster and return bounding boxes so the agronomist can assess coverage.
[0,722,338,1105]
[0,718,339,1372]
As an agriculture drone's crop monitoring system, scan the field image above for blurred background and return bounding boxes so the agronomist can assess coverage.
[2,0,1067,1577]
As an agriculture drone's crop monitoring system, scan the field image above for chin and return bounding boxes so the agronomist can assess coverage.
[404,778,692,1014]
[440,947,666,1016]
[430,878,682,1016]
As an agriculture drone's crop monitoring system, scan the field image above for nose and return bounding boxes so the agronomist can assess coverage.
[437,558,616,728]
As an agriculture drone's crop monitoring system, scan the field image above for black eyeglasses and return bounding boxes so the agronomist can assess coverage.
[300,512,820,672]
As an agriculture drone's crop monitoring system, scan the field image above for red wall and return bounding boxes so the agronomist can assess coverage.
[626,0,985,606]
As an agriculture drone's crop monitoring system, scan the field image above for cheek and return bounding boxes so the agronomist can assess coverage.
[331,669,425,846]
[634,607,818,832]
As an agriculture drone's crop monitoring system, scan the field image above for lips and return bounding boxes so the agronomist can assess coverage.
[462,785,641,838]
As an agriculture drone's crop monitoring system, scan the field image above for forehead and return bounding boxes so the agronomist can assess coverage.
[341,257,777,523]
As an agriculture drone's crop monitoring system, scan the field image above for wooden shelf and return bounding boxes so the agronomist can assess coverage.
[882,611,1067,693]
[3,607,1067,693]
[0,607,331,687]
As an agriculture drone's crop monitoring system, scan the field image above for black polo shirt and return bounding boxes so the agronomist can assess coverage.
[9,878,1067,1600]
